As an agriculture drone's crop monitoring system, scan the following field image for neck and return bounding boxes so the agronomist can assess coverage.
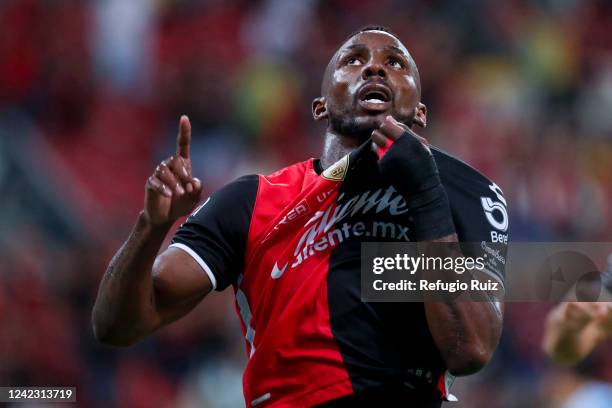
[319,128,364,170]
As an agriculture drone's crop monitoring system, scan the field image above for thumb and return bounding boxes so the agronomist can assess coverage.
[189,178,203,200]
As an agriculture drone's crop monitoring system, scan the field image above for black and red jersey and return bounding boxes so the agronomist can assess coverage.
[171,140,509,407]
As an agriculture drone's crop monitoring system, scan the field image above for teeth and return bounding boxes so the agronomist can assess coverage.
[366,98,384,103]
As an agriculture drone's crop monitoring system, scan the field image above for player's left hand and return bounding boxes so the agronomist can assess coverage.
[371,115,430,153]
[372,115,439,195]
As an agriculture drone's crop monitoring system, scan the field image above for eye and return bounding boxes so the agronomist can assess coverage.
[388,58,403,69]
[346,56,362,66]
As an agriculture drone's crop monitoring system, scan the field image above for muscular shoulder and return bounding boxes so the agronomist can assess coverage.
[185,174,258,224]
[433,147,510,244]
[433,148,500,194]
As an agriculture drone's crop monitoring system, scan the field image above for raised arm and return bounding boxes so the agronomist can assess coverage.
[92,116,211,346]
[373,116,503,375]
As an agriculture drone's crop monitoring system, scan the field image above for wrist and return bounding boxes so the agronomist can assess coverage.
[378,132,440,195]
[138,211,174,236]
[377,133,456,240]
[406,184,456,241]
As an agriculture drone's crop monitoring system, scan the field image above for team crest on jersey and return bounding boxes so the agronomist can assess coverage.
[322,155,349,181]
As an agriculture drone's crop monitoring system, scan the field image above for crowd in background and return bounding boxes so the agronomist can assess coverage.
[1,0,611,406]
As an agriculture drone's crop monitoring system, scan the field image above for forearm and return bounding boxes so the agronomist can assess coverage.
[404,165,501,374]
[92,211,172,345]
[423,234,503,376]
[403,167,501,374]
[374,120,503,373]
[425,292,502,375]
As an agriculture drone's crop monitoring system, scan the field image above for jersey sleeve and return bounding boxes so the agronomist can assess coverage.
[435,149,510,284]
[170,174,259,291]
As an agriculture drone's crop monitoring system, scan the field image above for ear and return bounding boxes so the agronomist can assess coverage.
[312,97,328,121]
[412,102,427,128]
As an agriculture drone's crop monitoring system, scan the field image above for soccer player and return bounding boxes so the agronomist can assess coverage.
[93,26,508,407]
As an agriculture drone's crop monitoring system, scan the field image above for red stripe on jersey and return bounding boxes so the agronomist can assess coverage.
[236,159,353,407]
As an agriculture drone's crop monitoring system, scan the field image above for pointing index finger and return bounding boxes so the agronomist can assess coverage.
[176,115,191,159]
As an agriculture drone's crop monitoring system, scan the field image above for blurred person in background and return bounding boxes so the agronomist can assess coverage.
[92,26,508,407]
[541,256,612,407]
[543,254,612,365]
[543,302,612,366]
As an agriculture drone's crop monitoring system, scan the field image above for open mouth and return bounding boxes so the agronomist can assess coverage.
[358,83,392,111]
[362,91,388,103]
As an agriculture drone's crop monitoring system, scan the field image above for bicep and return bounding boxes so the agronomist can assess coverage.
[151,246,213,325]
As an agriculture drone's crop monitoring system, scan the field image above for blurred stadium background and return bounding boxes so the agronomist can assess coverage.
[1,0,611,407]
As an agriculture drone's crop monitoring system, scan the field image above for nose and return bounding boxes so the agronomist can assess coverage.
[362,61,386,80]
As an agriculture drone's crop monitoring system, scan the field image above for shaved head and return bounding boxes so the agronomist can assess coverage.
[321,26,421,98]
[312,25,426,141]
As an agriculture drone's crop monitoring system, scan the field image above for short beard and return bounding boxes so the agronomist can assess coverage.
[329,114,381,142]
[329,112,413,142]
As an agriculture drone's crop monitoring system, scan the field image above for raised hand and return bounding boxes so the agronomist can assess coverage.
[371,115,430,153]
[372,115,438,196]
[144,115,203,227]
[561,302,601,331]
